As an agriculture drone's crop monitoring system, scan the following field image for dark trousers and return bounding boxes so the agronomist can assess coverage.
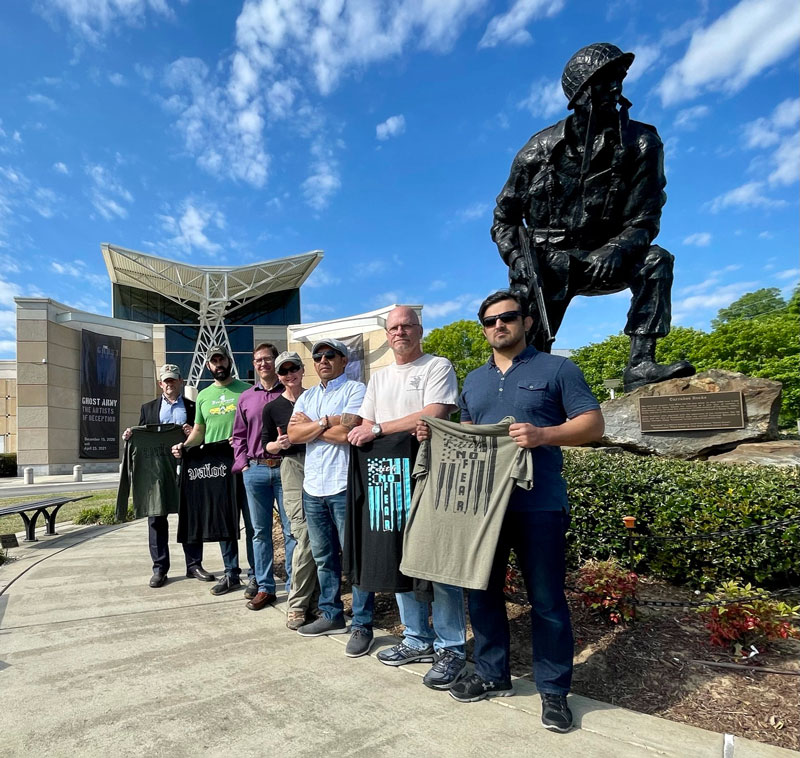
[468,509,573,695]
[148,516,203,574]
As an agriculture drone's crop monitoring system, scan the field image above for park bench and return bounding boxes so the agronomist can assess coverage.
[0,496,90,542]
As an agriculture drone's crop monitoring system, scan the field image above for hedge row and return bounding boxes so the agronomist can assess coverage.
[563,450,800,588]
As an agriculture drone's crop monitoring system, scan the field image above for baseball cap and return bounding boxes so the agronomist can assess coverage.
[206,344,229,360]
[275,351,303,372]
[159,363,181,380]
[311,338,348,357]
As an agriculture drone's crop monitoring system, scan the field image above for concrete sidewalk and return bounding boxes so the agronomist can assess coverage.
[0,472,120,498]
[0,519,795,758]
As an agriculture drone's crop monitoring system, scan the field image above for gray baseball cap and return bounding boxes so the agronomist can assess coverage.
[275,351,303,372]
[159,363,181,380]
[206,344,229,360]
[311,338,348,358]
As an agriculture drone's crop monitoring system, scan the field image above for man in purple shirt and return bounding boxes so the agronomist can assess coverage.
[232,343,297,610]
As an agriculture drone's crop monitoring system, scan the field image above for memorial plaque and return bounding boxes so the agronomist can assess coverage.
[1,533,19,548]
[639,391,744,433]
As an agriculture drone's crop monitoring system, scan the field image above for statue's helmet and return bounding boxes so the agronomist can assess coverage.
[561,42,635,109]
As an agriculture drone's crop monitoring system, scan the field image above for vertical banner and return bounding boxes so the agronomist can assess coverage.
[80,329,122,459]
[339,334,365,383]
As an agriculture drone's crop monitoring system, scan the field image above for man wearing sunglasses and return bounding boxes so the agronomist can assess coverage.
[419,290,603,733]
[232,343,296,611]
[347,306,466,678]
[287,339,368,640]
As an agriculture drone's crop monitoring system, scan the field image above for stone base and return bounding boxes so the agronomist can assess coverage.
[707,440,800,468]
[600,370,782,459]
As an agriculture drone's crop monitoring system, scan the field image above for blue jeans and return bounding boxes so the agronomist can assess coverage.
[304,490,374,630]
[468,509,573,695]
[396,582,466,656]
[219,473,255,580]
[243,462,296,594]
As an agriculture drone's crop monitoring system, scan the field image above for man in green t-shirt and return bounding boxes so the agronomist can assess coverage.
[172,345,253,595]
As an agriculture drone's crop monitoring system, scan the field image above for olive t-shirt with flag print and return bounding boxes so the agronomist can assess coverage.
[195,379,251,443]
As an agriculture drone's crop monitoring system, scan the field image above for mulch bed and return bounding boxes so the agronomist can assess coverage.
[273,525,799,751]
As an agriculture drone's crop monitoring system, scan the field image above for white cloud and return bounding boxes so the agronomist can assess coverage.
[424,293,482,320]
[108,72,126,86]
[0,276,22,308]
[682,232,711,247]
[625,43,660,84]
[775,268,800,281]
[36,0,177,45]
[519,77,564,119]
[304,266,341,288]
[708,181,785,212]
[354,260,387,277]
[158,199,226,254]
[50,259,107,288]
[376,114,406,141]
[302,137,340,210]
[478,0,564,48]
[52,161,69,174]
[429,280,447,291]
[673,281,759,323]
[27,93,57,110]
[85,163,133,220]
[456,201,490,223]
[674,105,710,130]
[659,0,800,106]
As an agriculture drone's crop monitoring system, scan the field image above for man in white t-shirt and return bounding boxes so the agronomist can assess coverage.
[348,306,466,688]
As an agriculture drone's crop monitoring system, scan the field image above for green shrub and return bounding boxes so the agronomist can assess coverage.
[0,453,17,478]
[74,503,132,525]
[564,450,800,588]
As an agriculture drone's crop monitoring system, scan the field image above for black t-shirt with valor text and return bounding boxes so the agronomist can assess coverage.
[178,440,239,543]
[343,432,419,593]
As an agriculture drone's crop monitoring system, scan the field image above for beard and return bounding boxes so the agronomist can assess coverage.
[212,364,232,381]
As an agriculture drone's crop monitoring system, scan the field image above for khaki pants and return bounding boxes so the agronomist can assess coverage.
[280,453,318,613]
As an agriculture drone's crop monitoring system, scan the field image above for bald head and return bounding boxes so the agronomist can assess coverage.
[385,306,423,364]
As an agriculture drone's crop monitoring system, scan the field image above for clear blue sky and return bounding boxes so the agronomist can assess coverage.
[0,0,797,357]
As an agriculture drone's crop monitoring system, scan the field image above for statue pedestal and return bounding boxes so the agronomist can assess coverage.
[599,370,781,460]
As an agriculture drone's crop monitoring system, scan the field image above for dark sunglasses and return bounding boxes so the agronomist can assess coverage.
[312,350,341,362]
[277,364,302,376]
[481,310,523,328]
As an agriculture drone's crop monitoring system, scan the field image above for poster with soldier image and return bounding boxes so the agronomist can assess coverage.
[79,329,121,459]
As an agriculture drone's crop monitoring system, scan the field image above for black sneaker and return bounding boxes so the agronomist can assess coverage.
[422,650,467,690]
[376,642,435,667]
[243,577,258,600]
[540,694,573,732]
[210,574,241,596]
[345,628,374,658]
[449,673,513,703]
[297,615,348,637]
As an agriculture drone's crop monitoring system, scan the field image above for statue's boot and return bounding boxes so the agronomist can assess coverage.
[623,359,695,392]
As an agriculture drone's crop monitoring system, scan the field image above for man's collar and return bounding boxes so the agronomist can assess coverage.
[321,372,348,390]
[254,378,282,392]
[488,344,537,368]
[161,394,184,405]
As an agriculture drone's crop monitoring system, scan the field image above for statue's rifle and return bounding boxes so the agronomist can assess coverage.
[518,224,554,350]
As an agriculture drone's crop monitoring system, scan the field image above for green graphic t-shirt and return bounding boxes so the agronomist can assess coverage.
[195,379,251,443]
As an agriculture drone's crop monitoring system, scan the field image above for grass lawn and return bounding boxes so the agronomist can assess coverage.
[0,489,117,536]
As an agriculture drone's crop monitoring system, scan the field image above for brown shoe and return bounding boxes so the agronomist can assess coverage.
[246,591,277,611]
[286,610,306,630]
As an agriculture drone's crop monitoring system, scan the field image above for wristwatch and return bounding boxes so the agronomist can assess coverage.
[318,416,329,430]
[371,423,383,437]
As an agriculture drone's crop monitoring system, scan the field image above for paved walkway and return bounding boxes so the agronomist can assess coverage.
[0,472,120,498]
[0,519,795,757]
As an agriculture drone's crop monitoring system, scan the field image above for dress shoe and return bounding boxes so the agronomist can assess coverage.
[210,575,241,596]
[186,566,216,582]
[149,572,167,588]
[246,591,277,611]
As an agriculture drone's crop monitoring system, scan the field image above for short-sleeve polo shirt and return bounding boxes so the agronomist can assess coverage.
[458,345,599,511]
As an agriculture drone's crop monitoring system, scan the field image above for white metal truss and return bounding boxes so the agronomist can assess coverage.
[101,243,322,387]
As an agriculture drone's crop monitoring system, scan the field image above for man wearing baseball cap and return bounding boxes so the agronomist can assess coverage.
[123,364,213,588]
[172,345,254,596]
[287,339,371,645]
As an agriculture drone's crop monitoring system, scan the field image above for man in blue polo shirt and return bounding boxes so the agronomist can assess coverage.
[421,289,603,733]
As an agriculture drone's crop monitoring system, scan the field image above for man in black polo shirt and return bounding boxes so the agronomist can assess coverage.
[420,290,603,733]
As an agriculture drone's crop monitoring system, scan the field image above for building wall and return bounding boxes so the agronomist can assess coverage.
[15,298,154,475]
[0,377,17,453]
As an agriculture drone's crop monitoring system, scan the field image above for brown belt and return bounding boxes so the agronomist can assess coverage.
[251,458,281,468]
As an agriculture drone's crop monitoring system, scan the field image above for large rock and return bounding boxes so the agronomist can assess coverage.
[600,370,782,459]
[707,440,800,468]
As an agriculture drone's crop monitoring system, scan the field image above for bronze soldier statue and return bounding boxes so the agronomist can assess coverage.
[491,42,694,391]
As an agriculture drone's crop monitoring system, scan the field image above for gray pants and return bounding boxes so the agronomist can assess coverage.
[280,453,318,613]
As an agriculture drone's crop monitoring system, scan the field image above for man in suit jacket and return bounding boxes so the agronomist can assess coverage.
[123,364,215,588]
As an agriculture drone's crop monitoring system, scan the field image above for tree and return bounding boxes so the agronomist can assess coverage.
[422,320,490,388]
[569,334,629,402]
[711,288,785,329]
